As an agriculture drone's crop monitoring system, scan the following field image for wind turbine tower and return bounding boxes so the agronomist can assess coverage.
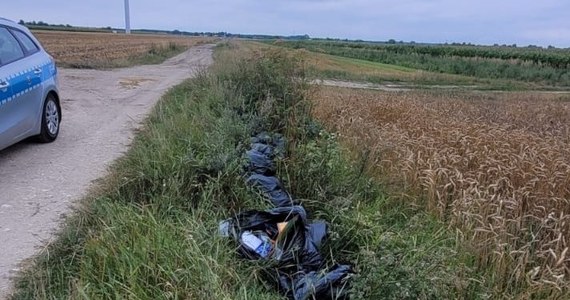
[124,0,131,34]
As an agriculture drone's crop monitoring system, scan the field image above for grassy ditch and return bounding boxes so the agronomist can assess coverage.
[13,43,482,299]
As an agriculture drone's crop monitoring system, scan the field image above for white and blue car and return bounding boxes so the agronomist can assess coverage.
[0,18,60,151]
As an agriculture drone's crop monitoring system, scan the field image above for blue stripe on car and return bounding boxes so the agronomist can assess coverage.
[0,61,55,106]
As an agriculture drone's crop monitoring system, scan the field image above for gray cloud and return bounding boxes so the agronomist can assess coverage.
[3,0,569,47]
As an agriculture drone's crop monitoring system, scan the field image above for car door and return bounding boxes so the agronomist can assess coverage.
[9,28,45,134]
[0,56,15,150]
[0,25,43,149]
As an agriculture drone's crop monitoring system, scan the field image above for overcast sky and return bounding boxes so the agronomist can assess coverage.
[4,0,570,47]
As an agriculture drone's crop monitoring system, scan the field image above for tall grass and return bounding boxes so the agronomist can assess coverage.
[11,43,481,299]
[313,86,570,298]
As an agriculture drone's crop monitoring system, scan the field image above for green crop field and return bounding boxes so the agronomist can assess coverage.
[277,40,570,88]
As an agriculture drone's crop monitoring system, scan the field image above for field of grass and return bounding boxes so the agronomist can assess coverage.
[33,30,215,68]
[10,44,486,299]
[313,86,570,298]
[305,53,544,90]
[277,40,570,88]
[247,42,550,91]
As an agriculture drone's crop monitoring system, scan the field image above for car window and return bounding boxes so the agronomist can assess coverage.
[0,27,25,66]
[11,29,39,54]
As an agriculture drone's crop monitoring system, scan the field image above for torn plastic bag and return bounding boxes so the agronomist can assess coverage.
[220,206,352,299]
[308,221,327,248]
[245,149,276,175]
[222,206,323,270]
[279,264,352,300]
[251,143,273,156]
[251,132,286,159]
[246,174,294,207]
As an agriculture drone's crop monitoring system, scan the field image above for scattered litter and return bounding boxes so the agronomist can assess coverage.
[221,206,351,299]
[220,132,353,299]
[244,132,294,207]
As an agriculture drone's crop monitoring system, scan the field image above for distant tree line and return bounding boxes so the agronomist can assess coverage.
[17,20,311,40]
[19,20,72,28]
[169,30,310,40]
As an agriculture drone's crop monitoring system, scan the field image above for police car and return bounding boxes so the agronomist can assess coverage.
[0,18,60,151]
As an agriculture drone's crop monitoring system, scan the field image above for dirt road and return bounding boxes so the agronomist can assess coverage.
[314,79,570,94]
[0,44,214,298]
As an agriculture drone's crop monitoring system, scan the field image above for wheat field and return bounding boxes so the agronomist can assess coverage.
[313,86,570,296]
[33,30,212,67]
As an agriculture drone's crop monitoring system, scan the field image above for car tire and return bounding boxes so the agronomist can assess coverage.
[36,94,60,143]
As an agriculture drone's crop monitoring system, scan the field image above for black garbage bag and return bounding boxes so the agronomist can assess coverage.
[220,206,352,299]
[221,206,322,269]
[251,143,273,156]
[246,148,276,175]
[278,265,352,300]
[246,141,281,176]
[246,174,294,207]
[232,132,353,298]
[251,132,286,159]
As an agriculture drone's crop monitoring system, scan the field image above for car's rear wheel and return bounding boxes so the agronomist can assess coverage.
[37,95,60,143]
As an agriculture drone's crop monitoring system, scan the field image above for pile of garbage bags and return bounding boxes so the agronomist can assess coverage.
[220,133,352,300]
[244,133,293,207]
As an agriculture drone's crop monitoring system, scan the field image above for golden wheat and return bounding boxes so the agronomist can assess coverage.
[33,30,213,67]
[313,86,570,296]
